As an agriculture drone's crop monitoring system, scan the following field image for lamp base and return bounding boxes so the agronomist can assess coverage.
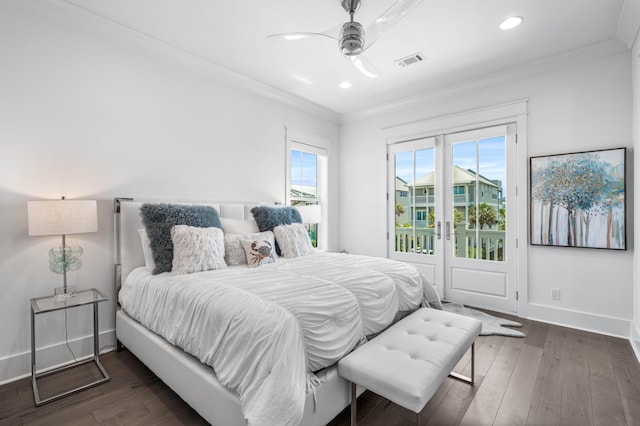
[54,285,77,302]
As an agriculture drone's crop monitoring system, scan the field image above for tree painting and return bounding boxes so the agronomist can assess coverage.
[530,148,625,249]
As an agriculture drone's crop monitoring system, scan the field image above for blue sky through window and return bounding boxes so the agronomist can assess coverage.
[395,148,435,182]
[291,150,317,197]
[396,136,505,186]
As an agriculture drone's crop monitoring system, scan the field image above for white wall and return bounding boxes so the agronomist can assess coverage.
[339,44,634,338]
[0,1,339,383]
[632,28,640,360]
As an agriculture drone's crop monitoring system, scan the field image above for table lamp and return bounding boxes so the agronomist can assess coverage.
[28,197,98,300]
[296,204,322,225]
[296,204,322,247]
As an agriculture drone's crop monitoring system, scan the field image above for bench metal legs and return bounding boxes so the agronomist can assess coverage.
[349,342,475,426]
[350,382,357,426]
[449,342,475,384]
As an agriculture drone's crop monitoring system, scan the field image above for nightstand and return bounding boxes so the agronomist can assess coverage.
[30,288,110,406]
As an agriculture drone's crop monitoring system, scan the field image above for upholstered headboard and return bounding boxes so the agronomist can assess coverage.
[114,198,268,293]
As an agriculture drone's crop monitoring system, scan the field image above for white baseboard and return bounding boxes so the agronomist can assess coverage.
[0,328,116,386]
[525,303,630,339]
[631,321,640,364]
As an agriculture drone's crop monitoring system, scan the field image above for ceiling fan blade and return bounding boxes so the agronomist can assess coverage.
[266,24,342,42]
[363,0,423,51]
[266,32,334,42]
[348,54,379,78]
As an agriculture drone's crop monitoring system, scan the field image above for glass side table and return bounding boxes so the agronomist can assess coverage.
[30,288,110,406]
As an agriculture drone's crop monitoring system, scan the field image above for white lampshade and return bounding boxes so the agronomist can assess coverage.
[28,199,98,236]
[296,204,322,224]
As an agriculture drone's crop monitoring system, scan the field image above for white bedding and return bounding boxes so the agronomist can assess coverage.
[119,251,441,426]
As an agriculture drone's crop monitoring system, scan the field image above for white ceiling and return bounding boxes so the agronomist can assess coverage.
[63,0,631,115]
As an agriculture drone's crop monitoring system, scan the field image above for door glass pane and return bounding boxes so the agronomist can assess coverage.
[451,136,506,261]
[394,148,436,255]
[479,136,506,261]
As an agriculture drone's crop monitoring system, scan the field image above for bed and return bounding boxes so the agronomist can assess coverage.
[113,198,442,426]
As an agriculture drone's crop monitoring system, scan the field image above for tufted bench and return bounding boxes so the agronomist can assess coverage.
[338,308,482,425]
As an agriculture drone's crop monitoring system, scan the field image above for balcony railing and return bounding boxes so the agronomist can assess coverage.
[394,226,505,261]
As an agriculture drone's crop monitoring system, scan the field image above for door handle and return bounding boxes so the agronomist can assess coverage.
[436,221,442,239]
[446,221,451,240]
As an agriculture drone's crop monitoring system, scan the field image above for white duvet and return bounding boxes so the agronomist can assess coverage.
[119,251,441,426]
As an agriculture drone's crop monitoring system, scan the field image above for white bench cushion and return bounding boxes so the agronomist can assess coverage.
[338,308,481,413]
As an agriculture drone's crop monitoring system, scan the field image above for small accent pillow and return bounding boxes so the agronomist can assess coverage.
[224,230,276,266]
[273,223,314,258]
[138,229,156,270]
[171,225,226,275]
[220,217,259,234]
[140,203,222,274]
[240,238,277,268]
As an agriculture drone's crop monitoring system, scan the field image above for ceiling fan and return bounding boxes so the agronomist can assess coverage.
[266,0,423,78]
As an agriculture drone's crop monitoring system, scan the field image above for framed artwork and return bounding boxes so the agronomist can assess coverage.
[530,147,626,250]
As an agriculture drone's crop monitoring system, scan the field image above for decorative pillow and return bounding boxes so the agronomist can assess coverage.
[240,238,277,268]
[250,206,302,231]
[171,225,226,275]
[220,217,259,234]
[138,229,156,270]
[251,206,302,255]
[224,231,277,266]
[140,203,222,274]
[273,223,314,258]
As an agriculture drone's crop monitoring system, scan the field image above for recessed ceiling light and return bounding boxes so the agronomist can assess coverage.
[339,81,352,89]
[499,16,523,31]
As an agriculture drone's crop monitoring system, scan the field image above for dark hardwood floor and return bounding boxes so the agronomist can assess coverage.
[2,313,639,425]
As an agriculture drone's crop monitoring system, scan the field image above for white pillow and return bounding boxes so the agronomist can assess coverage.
[220,217,259,234]
[170,225,226,275]
[240,238,277,268]
[224,231,276,266]
[273,223,314,258]
[138,228,156,270]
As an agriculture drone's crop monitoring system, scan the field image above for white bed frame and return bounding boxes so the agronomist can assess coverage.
[114,198,362,426]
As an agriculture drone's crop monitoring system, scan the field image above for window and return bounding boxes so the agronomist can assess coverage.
[453,186,465,195]
[290,150,318,202]
[286,129,328,249]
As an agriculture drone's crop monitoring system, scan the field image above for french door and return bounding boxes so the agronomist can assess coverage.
[388,124,518,313]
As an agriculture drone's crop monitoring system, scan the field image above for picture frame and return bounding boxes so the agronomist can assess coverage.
[530,147,626,250]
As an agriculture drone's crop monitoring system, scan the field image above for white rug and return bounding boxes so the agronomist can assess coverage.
[441,302,525,338]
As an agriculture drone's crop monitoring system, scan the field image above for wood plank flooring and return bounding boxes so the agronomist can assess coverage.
[2,313,639,425]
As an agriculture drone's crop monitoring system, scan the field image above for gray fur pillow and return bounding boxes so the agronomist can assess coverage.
[140,203,222,274]
[250,206,302,231]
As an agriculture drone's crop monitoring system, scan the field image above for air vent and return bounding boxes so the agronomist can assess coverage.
[395,53,424,67]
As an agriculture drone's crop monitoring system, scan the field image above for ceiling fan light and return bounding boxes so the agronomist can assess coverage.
[499,16,523,31]
[340,22,364,56]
